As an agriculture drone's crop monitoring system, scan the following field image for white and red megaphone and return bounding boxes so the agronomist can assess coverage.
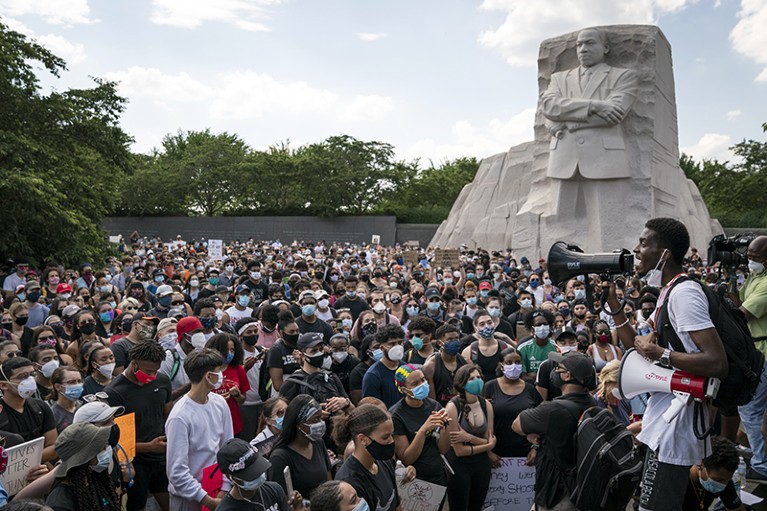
[619,348,720,422]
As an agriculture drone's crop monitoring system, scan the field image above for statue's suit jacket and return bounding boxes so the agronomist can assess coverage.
[541,62,638,180]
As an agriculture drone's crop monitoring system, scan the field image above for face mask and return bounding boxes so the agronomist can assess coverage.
[332,351,348,364]
[410,337,423,351]
[346,290,357,299]
[544,279,552,286]
[371,348,383,362]
[534,325,550,339]
[157,332,177,349]
[361,323,378,338]
[443,278,453,286]
[238,295,250,308]
[16,376,37,399]
[574,311,587,320]
[98,285,111,293]
[109,424,121,448]
[406,306,419,317]
[39,336,58,347]
[428,302,442,313]
[466,297,478,306]
[154,275,165,283]
[386,345,404,361]
[443,339,462,355]
[215,309,224,321]
[559,345,577,354]
[63,383,84,401]
[479,325,495,339]
[342,319,353,330]
[318,299,329,309]
[158,295,173,308]
[60,293,72,300]
[372,302,387,314]
[480,290,489,298]
[90,446,112,473]
[353,499,370,511]
[237,473,268,492]
[130,289,143,299]
[574,289,586,300]
[330,275,339,283]
[411,381,430,400]
[208,277,219,286]
[225,265,234,272]
[242,334,258,347]
[503,363,523,380]
[223,353,234,365]
[529,280,539,289]
[96,362,116,378]
[40,359,60,378]
[80,323,96,335]
[467,272,475,280]
[283,332,299,345]
[134,368,157,385]
[196,265,205,272]
[520,298,532,309]
[303,421,326,442]
[699,474,727,493]
[365,437,396,460]
[208,370,224,389]
[597,334,610,343]
[559,307,570,317]
[302,305,317,317]
[248,271,262,280]
[642,249,668,288]
[550,369,568,389]
[464,378,484,396]
[200,316,217,329]
[749,260,765,274]
[306,352,327,368]
[488,307,501,318]
[27,291,42,302]
[274,416,284,430]
[16,293,26,302]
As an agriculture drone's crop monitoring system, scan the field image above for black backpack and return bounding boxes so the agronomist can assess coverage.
[657,276,765,408]
[561,404,643,511]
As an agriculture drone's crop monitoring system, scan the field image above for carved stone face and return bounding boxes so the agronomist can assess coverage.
[576,29,609,68]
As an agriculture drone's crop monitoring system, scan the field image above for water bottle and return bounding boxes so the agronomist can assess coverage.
[733,456,747,496]
[395,460,407,483]
[637,321,652,336]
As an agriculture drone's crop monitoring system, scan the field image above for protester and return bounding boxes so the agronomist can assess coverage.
[82,343,115,395]
[328,333,359,395]
[682,436,744,511]
[49,366,84,433]
[235,317,265,441]
[460,310,510,382]
[518,310,558,382]
[205,333,249,437]
[309,480,365,511]
[423,324,466,406]
[252,396,289,446]
[361,325,406,408]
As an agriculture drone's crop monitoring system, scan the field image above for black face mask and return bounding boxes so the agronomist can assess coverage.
[15,317,28,326]
[365,437,395,461]
[109,424,121,448]
[2,322,12,331]
[306,353,327,368]
[361,323,378,338]
[550,369,565,389]
[283,333,299,345]
[242,335,259,347]
[80,323,97,335]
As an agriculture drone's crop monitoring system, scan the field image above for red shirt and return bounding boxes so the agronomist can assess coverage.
[210,364,250,435]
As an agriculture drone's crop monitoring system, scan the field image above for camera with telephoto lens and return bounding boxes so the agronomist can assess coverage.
[707,233,755,268]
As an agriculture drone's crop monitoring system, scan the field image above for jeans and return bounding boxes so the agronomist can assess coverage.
[738,363,767,475]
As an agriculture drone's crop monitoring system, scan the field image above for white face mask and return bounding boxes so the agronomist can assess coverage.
[96,362,116,379]
[189,332,207,351]
[332,351,348,364]
[16,376,38,399]
[386,345,404,362]
[318,299,330,309]
[208,370,224,389]
[40,359,60,379]
[642,249,668,288]
[559,345,577,354]
[372,302,387,314]
[748,260,765,275]
[189,279,199,288]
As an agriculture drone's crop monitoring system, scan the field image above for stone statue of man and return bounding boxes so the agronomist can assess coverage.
[542,28,638,180]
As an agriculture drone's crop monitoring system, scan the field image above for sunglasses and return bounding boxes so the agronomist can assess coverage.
[171,301,184,306]
[82,391,109,403]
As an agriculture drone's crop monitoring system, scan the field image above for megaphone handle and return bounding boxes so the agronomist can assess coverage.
[662,393,689,423]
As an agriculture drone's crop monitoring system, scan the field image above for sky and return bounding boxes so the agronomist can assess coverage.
[1,0,765,166]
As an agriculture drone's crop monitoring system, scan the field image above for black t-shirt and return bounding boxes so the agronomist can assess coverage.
[110,337,138,369]
[104,373,172,463]
[0,397,56,442]
[279,369,348,403]
[295,317,334,343]
[534,359,561,400]
[243,280,269,304]
[333,296,369,322]
[46,483,78,511]
[330,354,360,394]
[266,340,301,376]
[83,375,107,396]
[389,397,447,484]
[335,456,399,511]
[217,482,289,511]
[518,391,594,507]
[432,354,466,407]
[269,441,331,498]
[483,379,542,457]
[681,478,741,511]
[349,361,370,393]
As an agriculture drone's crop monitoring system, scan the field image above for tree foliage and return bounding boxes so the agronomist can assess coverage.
[0,21,133,266]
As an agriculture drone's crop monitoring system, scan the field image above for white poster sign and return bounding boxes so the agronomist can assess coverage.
[397,478,446,511]
[371,235,381,245]
[208,239,223,260]
[483,457,536,511]
[0,437,45,496]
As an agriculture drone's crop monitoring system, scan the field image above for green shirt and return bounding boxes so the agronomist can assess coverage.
[518,338,558,374]
[740,271,767,355]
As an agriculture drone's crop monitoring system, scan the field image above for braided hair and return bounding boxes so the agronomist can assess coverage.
[51,463,120,511]
[332,404,390,446]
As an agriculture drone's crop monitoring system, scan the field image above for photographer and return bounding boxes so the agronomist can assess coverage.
[606,218,727,511]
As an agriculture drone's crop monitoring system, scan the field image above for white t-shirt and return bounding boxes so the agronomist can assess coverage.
[637,280,714,466]
[242,345,262,406]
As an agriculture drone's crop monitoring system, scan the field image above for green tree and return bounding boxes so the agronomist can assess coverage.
[0,21,133,265]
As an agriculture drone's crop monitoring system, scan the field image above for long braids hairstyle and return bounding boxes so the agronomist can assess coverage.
[52,463,120,511]
[453,363,486,420]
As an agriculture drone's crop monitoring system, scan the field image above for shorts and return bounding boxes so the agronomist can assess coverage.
[127,458,169,511]
[638,449,689,511]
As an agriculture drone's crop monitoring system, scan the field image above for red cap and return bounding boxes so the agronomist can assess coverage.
[56,283,73,294]
[479,281,492,291]
[177,316,203,338]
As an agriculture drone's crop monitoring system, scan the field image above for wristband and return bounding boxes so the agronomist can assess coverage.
[614,317,630,329]
[470,445,474,455]
[531,443,540,450]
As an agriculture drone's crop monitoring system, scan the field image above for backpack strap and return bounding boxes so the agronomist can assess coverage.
[167,349,181,381]
[470,341,479,363]
[657,276,693,353]
[283,374,320,393]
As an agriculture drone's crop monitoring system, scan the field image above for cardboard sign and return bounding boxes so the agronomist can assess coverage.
[433,249,460,269]
[403,250,420,266]
[483,457,536,511]
[208,239,223,260]
[371,234,381,245]
[397,477,447,511]
[108,235,122,244]
[0,437,45,496]
[405,240,420,248]
[114,412,136,463]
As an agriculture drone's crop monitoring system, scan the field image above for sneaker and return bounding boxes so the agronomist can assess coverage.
[746,467,767,484]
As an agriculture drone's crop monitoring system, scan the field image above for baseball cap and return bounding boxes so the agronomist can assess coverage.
[56,283,73,294]
[314,289,329,300]
[554,327,577,342]
[133,312,160,324]
[235,284,250,294]
[177,316,203,338]
[297,332,324,350]
[157,317,178,333]
[62,304,81,319]
[424,288,441,299]
[25,280,41,292]
[155,285,173,297]
[478,281,492,291]
[73,401,125,424]
[217,438,271,480]
[298,290,316,303]
[547,351,595,388]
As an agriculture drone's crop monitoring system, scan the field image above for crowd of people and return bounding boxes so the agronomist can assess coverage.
[0,217,765,511]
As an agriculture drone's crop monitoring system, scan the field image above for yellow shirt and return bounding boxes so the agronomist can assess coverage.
[740,271,767,355]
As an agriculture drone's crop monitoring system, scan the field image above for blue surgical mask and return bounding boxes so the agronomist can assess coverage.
[480,290,489,298]
[208,277,219,286]
[699,475,726,493]
[488,308,501,318]
[224,353,234,365]
[464,378,484,396]
[427,302,441,312]
[520,298,532,309]
[352,498,370,511]
[238,473,267,492]
[63,384,84,401]
[466,297,477,306]
[342,319,353,329]
[534,325,551,339]
[302,304,317,317]
[274,416,284,430]
[346,291,357,299]
[90,446,112,473]
[238,295,250,307]
[574,289,586,300]
[406,306,419,317]
[466,272,475,280]
[371,348,383,362]
[411,381,430,400]
[154,275,165,283]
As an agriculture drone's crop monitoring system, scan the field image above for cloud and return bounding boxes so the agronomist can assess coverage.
[210,71,339,119]
[681,133,734,161]
[356,32,387,41]
[104,67,213,103]
[35,34,86,64]
[730,0,767,82]
[478,0,697,66]
[404,108,536,163]
[0,0,95,25]
[150,0,279,31]
[726,109,742,121]
[340,95,394,121]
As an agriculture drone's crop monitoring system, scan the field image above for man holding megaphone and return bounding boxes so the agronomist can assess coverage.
[604,218,727,511]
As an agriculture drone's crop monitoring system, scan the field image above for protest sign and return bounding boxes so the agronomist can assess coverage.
[114,412,136,463]
[251,434,278,459]
[396,477,447,511]
[403,250,419,266]
[108,235,121,244]
[0,437,45,496]
[433,249,460,269]
[371,235,381,245]
[483,457,536,511]
[208,239,223,260]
